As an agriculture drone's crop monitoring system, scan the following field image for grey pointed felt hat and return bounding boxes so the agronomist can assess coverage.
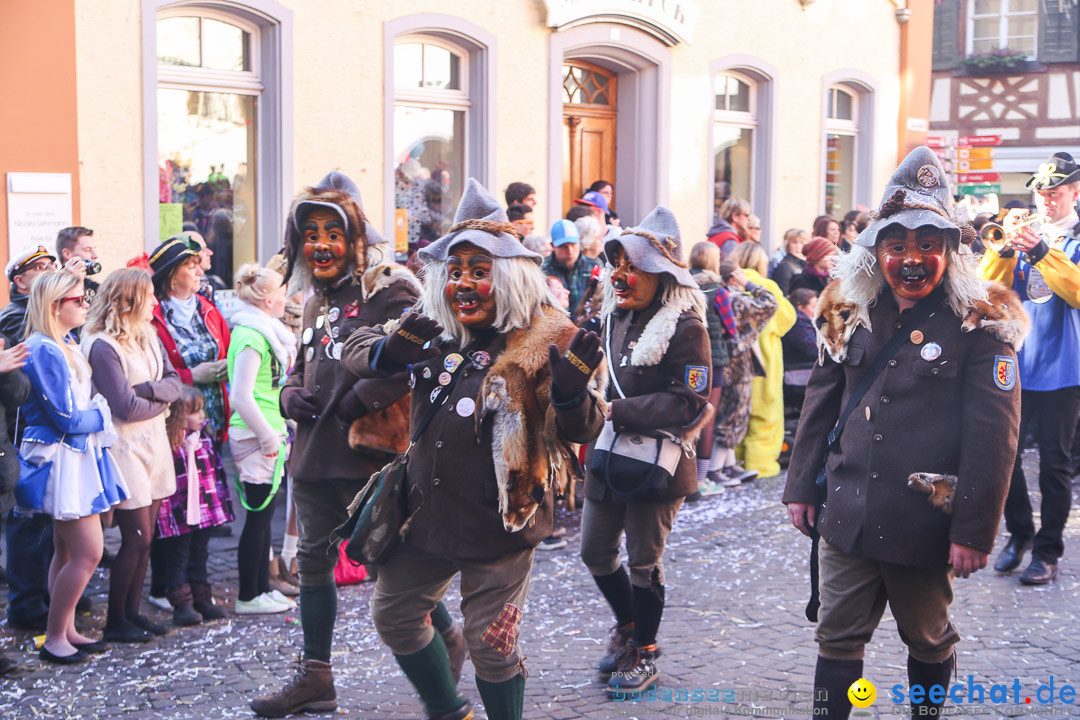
[292,170,387,244]
[856,146,961,248]
[605,206,697,289]
[419,178,541,264]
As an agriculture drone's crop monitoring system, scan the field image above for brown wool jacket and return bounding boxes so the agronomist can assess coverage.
[585,300,712,502]
[283,273,419,482]
[341,308,605,562]
[783,290,1021,567]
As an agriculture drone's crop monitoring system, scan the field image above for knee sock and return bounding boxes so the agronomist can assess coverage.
[813,655,863,720]
[393,632,466,716]
[631,581,665,647]
[476,674,525,720]
[908,653,954,718]
[430,600,453,633]
[299,584,337,663]
[280,534,298,568]
[592,565,634,627]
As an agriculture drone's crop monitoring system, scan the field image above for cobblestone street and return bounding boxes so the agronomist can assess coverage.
[2,451,1079,719]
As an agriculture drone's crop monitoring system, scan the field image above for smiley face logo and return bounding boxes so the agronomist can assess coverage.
[848,678,877,708]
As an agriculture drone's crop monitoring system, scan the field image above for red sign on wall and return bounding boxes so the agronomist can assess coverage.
[958,172,1001,184]
[959,135,1003,147]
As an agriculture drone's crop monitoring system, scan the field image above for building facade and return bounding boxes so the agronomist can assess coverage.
[930,0,1080,202]
[2,0,932,294]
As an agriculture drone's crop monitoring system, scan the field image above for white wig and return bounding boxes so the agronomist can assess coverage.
[599,271,708,323]
[833,243,987,318]
[419,255,563,345]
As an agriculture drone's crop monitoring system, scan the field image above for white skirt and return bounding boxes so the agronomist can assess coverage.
[22,438,129,521]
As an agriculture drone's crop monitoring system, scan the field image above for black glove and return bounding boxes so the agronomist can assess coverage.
[380,312,443,368]
[280,386,321,421]
[548,328,603,402]
[335,388,366,424]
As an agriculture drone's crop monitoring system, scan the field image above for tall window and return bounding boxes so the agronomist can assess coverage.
[824,86,858,217]
[157,11,260,288]
[393,38,469,251]
[968,0,1039,57]
[712,73,755,222]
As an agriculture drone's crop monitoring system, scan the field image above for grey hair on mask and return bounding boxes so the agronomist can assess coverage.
[833,244,987,318]
[599,272,708,322]
[419,255,563,345]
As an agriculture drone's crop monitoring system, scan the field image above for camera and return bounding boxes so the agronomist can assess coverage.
[83,259,102,275]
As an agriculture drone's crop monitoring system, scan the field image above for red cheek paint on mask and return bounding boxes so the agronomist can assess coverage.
[625,274,640,289]
[445,283,458,300]
[883,256,904,278]
[476,279,493,299]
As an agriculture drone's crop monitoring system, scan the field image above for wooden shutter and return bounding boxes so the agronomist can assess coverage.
[933,0,962,70]
[1040,0,1080,63]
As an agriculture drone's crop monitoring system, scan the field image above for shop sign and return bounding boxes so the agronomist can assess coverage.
[544,0,701,45]
[958,183,1001,196]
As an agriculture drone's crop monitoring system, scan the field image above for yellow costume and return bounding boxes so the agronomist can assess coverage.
[737,268,795,477]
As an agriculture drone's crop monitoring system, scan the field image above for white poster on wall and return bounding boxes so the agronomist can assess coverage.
[7,172,72,262]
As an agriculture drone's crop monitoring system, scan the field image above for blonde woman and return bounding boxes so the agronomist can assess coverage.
[729,242,796,478]
[227,263,296,615]
[84,269,183,641]
[16,271,127,664]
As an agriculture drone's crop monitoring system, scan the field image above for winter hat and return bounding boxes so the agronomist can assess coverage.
[803,237,836,266]
[420,178,542,264]
[856,146,965,248]
[290,171,387,246]
[605,206,697,289]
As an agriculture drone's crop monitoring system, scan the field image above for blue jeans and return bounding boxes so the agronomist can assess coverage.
[5,510,53,623]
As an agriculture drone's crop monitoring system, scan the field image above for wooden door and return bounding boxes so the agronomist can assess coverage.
[562,61,617,215]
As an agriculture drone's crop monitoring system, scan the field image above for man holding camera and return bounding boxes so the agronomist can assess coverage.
[56,226,101,305]
[979,151,1080,585]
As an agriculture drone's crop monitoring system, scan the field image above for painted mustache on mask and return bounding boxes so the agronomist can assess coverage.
[313,249,336,264]
[899,265,927,280]
[612,279,630,293]
[455,290,481,304]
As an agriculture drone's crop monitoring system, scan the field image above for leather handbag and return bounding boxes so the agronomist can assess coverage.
[332,350,467,566]
[589,321,691,500]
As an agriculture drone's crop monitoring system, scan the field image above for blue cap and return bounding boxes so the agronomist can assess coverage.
[551,219,581,247]
[575,190,610,214]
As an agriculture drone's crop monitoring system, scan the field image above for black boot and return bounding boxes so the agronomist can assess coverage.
[192,583,227,620]
[167,584,203,627]
[908,654,953,718]
[813,656,863,719]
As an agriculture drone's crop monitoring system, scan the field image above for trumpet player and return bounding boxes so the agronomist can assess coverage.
[978,151,1080,586]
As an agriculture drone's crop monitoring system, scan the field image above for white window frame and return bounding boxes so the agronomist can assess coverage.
[142,0,293,262]
[820,75,876,216]
[383,15,497,243]
[712,72,757,217]
[966,0,1039,58]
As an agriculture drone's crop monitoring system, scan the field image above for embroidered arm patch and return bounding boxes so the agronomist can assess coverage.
[481,603,523,657]
[685,365,708,393]
[994,355,1016,391]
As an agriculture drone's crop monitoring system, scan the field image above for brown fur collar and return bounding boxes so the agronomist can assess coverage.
[478,306,608,533]
[283,187,369,288]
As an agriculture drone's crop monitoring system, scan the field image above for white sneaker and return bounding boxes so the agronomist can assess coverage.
[147,595,172,611]
[267,589,298,608]
[235,593,291,615]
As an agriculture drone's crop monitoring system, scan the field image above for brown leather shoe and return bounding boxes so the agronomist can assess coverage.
[250,656,337,717]
[441,621,468,684]
[1019,559,1058,585]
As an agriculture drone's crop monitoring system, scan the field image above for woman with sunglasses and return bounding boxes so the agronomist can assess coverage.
[16,271,128,664]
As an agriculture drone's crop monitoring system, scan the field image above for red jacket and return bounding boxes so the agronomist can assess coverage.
[152,294,231,441]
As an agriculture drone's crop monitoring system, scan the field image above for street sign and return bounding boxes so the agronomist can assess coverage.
[931,148,951,160]
[958,184,1001,196]
[959,172,1001,184]
[957,147,993,160]
[958,159,994,172]
[926,136,949,148]
[960,134,1002,147]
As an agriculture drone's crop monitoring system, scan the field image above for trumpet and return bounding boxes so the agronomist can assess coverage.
[980,212,1047,253]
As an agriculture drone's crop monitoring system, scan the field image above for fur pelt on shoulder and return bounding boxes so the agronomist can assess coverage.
[477,305,608,533]
[814,278,1030,365]
[283,187,368,292]
[360,261,422,302]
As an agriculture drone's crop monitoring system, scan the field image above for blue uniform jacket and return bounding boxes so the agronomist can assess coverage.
[21,334,103,452]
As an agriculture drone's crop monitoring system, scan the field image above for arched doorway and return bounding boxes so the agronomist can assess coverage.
[547,24,671,229]
[562,60,617,214]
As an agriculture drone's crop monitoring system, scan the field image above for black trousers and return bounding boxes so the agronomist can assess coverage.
[1004,387,1080,562]
[162,528,211,592]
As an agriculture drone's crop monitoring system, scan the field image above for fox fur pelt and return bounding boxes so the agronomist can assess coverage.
[478,306,608,533]
[814,278,1029,364]
[347,264,423,456]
